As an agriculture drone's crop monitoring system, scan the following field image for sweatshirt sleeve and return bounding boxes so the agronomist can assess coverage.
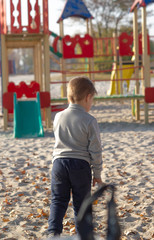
[88,118,103,178]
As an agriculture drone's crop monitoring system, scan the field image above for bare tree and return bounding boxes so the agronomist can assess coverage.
[60,0,153,37]
[84,0,133,36]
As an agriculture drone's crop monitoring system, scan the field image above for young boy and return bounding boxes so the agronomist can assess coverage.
[48,76,103,237]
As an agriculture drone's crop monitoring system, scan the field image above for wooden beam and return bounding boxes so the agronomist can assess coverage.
[59,21,67,97]
[142,7,150,124]
[6,41,41,48]
[43,34,51,128]
[88,19,94,81]
[37,42,43,90]
[133,7,140,120]
[1,34,8,130]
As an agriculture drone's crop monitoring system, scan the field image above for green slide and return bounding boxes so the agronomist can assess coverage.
[14,92,44,138]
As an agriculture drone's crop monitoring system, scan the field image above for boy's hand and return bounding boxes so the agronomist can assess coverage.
[93,177,103,187]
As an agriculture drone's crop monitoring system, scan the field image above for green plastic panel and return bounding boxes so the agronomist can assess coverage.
[14,93,44,138]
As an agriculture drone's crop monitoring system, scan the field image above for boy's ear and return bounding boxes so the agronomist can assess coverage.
[85,94,89,102]
[86,94,92,101]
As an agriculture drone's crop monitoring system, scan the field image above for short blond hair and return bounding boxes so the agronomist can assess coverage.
[67,76,97,103]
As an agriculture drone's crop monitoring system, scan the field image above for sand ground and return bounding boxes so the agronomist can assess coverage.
[0,99,154,240]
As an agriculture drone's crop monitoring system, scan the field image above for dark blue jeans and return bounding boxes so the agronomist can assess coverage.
[48,158,92,234]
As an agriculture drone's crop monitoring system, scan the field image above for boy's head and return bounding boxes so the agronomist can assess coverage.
[67,76,97,103]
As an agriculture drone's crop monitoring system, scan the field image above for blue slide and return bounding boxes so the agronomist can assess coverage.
[14,92,44,138]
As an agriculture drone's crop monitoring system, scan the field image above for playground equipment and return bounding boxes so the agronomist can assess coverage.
[13,92,44,138]
[2,81,50,138]
[107,64,134,96]
[130,0,154,123]
[54,0,94,97]
[49,0,154,123]
[0,0,51,130]
[1,0,154,127]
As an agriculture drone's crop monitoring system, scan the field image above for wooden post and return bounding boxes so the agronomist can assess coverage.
[133,7,140,120]
[43,34,51,128]
[87,19,94,82]
[1,34,8,130]
[34,44,39,84]
[36,41,43,89]
[142,7,150,123]
[59,21,67,97]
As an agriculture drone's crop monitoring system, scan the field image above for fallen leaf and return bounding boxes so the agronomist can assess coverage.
[27,213,34,219]
[93,200,98,205]
[2,218,10,222]
[64,220,71,226]
[119,181,125,185]
[70,225,76,233]
[42,177,47,181]
[5,198,12,205]
[98,224,103,229]
[43,198,49,205]
[18,193,24,197]
[33,226,38,229]
[37,209,49,217]
[15,176,20,180]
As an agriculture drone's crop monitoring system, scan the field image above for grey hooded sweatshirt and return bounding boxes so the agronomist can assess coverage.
[53,104,103,178]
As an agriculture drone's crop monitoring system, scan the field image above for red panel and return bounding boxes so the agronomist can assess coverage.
[139,33,150,55]
[40,92,50,108]
[43,0,49,33]
[145,87,154,103]
[63,34,94,59]
[8,82,22,98]
[30,81,40,92]
[7,81,40,98]
[51,105,65,112]
[10,0,22,33]
[53,36,60,53]
[28,0,40,33]
[119,32,133,56]
[25,81,40,97]
[8,82,16,92]
[3,92,14,111]
[119,32,150,57]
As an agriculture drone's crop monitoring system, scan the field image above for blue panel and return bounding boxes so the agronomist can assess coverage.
[58,0,93,22]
